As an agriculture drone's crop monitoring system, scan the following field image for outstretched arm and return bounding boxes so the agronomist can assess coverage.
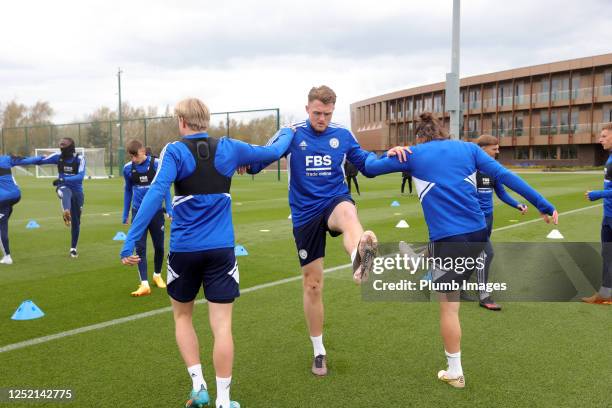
[216,128,294,177]
[120,146,177,260]
[245,129,292,175]
[362,151,410,177]
[586,190,612,200]
[493,181,521,208]
[10,155,44,166]
[473,146,557,223]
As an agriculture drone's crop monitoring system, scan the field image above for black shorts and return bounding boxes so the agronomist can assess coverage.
[292,196,355,266]
[429,228,488,293]
[167,248,239,303]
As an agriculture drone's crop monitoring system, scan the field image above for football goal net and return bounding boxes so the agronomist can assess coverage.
[34,147,108,179]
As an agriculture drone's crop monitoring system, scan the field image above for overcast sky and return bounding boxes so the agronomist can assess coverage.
[0,0,609,126]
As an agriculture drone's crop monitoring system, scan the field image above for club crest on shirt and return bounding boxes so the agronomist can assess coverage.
[329,138,339,149]
[299,140,308,150]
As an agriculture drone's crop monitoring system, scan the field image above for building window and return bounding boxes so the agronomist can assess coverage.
[532,146,557,160]
[538,78,550,103]
[604,70,612,96]
[571,74,581,100]
[550,108,567,135]
[514,147,529,160]
[514,113,524,136]
[406,98,413,117]
[397,100,403,119]
[551,75,569,101]
[498,83,511,106]
[604,104,612,123]
[560,145,578,159]
[469,89,481,109]
[540,110,550,135]
[514,82,526,104]
[497,113,512,136]
[468,117,480,138]
[433,94,442,113]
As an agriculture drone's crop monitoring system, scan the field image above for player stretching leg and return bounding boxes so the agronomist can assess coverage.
[121,98,293,408]
[248,86,377,376]
[364,112,558,388]
[37,138,86,258]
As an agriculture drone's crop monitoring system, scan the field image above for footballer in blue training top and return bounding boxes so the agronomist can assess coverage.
[248,85,378,377]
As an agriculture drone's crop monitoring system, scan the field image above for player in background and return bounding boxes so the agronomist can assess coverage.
[37,138,86,258]
[248,85,377,377]
[583,122,612,305]
[471,135,528,310]
[122,139,172,296]
[344,161,360,195]
[121,98,294,408]
[401,170,413,194]
[363,112,558,388]
[0,154,44,264]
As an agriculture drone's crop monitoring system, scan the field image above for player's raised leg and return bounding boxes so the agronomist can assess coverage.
[326,201,377,283]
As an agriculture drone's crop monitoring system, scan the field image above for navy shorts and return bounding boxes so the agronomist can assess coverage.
[429,228,488,293]
[292,196,355,266]
[167,248,239,303]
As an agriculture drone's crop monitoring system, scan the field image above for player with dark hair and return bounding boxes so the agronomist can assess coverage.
[344,161,360,195]
[37,138,86,258]
[0,154,44,265]
[363,112,558,388]
[401,170,412,194]
[123,139,172,296]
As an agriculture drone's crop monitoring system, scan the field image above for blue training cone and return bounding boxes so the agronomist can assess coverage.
[234,245,249,256]
[11,300,45,320]
[26,220,40,229]
[391,201,400,207]
[113,231,127,241]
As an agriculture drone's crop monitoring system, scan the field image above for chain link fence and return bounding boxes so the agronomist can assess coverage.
[1,108,280,176]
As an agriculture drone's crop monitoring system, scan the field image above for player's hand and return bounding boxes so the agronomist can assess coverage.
[121,255,141,265]
[517,204,528,215]
[387,146,413,162]
[540,210,559,225]
[237,165,250,175]
[585,190,593,200]
[122,220,130,225]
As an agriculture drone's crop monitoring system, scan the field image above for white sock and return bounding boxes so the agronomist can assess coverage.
[215,376,231,408]
[310,334,326,357]
[350,248,358,263]
[445,350,463,377]
[141,280,150,287]
[153,272,161,278]
[187,364,206,391]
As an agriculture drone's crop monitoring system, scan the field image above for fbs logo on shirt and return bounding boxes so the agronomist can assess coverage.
[305,155,332,167]
[139,176,149,183]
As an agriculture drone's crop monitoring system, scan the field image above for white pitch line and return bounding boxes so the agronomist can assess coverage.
[492,203,602,234]
[0,204,603,354]
[0,263,352,354]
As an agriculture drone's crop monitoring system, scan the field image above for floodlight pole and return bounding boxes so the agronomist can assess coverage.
[445,0,461,139]
[117,68,125,173]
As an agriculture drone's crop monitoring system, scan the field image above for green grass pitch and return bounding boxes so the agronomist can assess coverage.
[0,171,610,407]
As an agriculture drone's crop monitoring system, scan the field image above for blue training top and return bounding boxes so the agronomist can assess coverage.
[122,155,172,222]
[587,153,612,217]
[0,155,43,201]
[248,120,372,227]
[120,129,294,258]
[476,170,521,216]
[37,153,86,193]
[363,139,555,241]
